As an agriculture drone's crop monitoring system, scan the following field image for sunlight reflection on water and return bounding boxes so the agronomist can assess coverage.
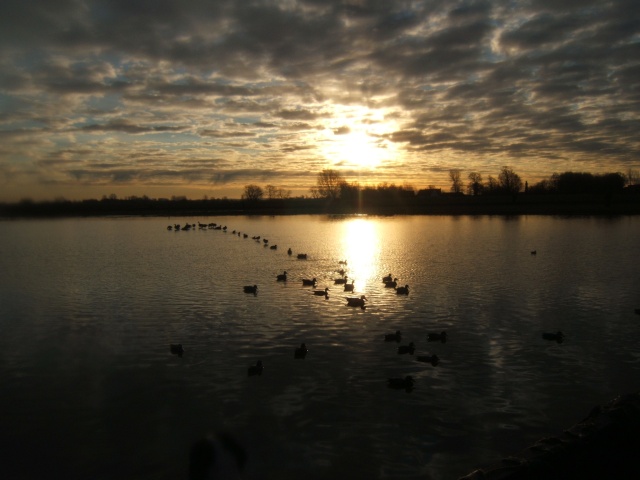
[1,215,640,479]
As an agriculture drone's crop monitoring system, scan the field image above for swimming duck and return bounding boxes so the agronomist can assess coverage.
[313,287,330,298]
[531,250,537,255]
[287,248,292,255]
[294,343,308,359]
[397,342,415,355]
[270,244,278,250]
[343,280,355,292]
[387,375,414,391]
[170,344,184,356]
[382,273,393,283]
[417,354,440,366]
[542,331,564,343]
[247,360,264,376]
[384,331,402,342]
[384,278,398,288]
[276,271,287,282]
[338,260,348,265]
[334,276,348,285]
[346,295,367,309]
[302,278,317,286]
[427,331,447,343]
[396,285,409,295]
[297,253,308,260]
[243,285,258,294]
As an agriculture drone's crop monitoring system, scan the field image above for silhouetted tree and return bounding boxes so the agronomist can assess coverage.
[310,169,346,200]
[242,184,264,201]
[449,169,463,194]
[626,168,640,186]
[498,166,523,195]
[467,172,483,195]
[265,184,291,199]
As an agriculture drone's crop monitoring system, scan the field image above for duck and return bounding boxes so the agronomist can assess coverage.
[334,276,348,285]
[427,331,447,343]
[396,285,409,295]
[276,271,287,282]
[247,360,264,376]
[343,280,355,292]
[294,343,308,359]
[170,344,184,356]
[384,278,398,288]
[417,354,440,366]
[302,278,317,286]
[287,248,292,255]
[531,250,537,255]
[270,244,278,250]
[384,331,402,342]
[297,253,308,260]
[243,285,258,294]
[382,273,393,283]
[313,287,330,298]
[387,375,414,391]
[397,342,415,355]
[346,295,367,309]
[542,331,564,343]
[338,260,348,265]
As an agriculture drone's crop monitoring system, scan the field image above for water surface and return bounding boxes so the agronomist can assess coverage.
[1,215,639,479]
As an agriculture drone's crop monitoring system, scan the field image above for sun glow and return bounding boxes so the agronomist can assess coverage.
[319,108,399,170]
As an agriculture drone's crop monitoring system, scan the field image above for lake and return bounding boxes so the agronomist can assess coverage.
[1,214,639,480]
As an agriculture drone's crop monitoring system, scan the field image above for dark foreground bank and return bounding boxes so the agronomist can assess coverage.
[459,391,640,480]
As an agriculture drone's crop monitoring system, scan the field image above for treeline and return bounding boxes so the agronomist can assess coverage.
[528,171,628,195]
[2,168,639,218]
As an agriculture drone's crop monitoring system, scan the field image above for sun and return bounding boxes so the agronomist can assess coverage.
[319,108,399,170]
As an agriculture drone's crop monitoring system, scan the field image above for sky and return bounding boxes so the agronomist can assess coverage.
[1,0,639,202]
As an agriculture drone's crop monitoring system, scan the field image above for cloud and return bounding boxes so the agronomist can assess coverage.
[0,0,639,201]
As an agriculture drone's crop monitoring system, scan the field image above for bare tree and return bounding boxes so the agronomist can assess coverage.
[498,166,523,195]
[311,169,346,200]
[265,184,278,200]
[467,172,483,195]
[449,169,463,193]
[626,168,640,186]
[242,184,264,201]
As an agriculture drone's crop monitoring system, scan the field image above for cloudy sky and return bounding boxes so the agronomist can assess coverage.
[1,0,638,201]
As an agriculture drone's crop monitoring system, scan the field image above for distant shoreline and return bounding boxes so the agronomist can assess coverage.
[2,192,640,218]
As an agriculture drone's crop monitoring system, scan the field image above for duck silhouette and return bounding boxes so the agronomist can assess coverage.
[427,331,447,343]
[247,360,264,376]
[302,278,317,286]
[243,285,258,294]
[343,280,355,292]
[417,354,440,366]
[294,343,308,359]
[346,295,367,309]
[397,342,415,355]
[382,273,393,283]
[384,331,402,342]
[276,271,287,282]
[396,285,409,295]
[334,276,348,285]
[313,287,330,298]
[542,331,564,343]
[384,278,398,288]
[387,375,414,391]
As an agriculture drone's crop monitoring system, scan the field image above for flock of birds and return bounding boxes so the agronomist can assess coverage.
[165,219,440,390]
[166,221,592,391]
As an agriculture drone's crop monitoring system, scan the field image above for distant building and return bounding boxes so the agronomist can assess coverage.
[416,188,442,198]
